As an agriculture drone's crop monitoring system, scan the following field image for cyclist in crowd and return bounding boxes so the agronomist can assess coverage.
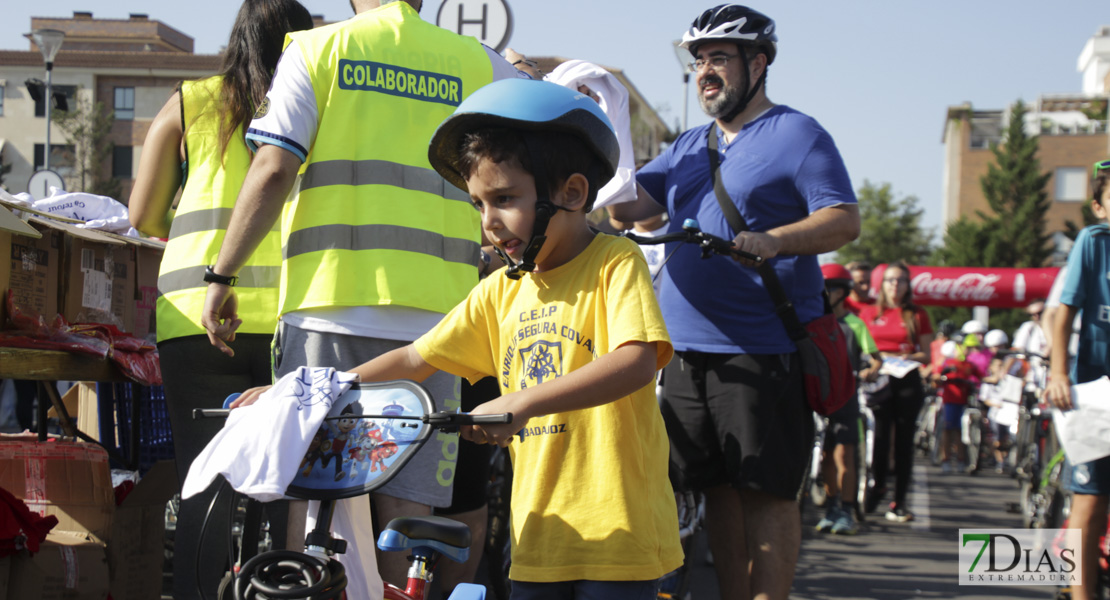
[199,0,528,586]
[859,261,933,522]
[126,1,313,596]
[1013,299,1048,358]
[844,260,874,315]
[936,340,979,474]
[234,78,686,597]
[1045,159,1110,600]
[961,320,992,383]
[980,329,1015,473]
[816,264,881,536]
[610,5,860,597]
[924,320,956,383]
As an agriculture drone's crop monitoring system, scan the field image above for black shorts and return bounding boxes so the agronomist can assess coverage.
[661,351,813,500]
[826,390,862,446]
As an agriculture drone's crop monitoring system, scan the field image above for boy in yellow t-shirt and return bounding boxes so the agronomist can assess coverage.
[360,79,681,595]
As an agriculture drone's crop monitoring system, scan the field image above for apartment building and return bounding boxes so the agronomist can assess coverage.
[941,26,1110,261]
[0,12,671,203]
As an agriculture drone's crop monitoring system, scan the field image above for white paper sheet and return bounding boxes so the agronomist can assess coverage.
[879,357,923,379]
[1052,376,1110,465]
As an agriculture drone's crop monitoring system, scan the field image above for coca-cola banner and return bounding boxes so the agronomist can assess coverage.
[868,265,1061,308]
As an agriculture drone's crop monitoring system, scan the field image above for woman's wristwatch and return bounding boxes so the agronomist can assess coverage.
[203,265,238,286]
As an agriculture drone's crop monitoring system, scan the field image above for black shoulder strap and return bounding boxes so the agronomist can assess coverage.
[707,122,808,340]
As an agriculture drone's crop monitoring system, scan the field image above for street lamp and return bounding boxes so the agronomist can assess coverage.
[30,28,65,172]
[672,41,693,132]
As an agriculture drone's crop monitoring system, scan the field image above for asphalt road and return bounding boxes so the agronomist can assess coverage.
[685,457,1064,600]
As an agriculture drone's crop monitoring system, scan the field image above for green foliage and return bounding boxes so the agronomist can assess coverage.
[52,93,120,199]
[975,99,1054,268]
[1063,202,1098,241]
[930,99,1053,335]
[834,180,934,266]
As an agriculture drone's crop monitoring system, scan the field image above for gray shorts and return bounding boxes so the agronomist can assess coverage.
[272,320,460,508]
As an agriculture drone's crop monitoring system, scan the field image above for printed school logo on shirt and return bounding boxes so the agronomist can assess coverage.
[519,340,563,388]
[337,59,463,106]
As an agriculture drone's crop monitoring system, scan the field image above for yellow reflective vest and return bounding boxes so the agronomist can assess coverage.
[278,2,491,317]
[155,76,281,342]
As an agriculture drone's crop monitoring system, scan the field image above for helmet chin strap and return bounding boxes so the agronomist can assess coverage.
[497,136,571,280]
[720,45,767,125]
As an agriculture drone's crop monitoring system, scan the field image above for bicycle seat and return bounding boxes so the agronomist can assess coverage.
[377,516,472,563]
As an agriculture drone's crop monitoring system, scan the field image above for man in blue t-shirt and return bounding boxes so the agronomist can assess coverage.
[611,5,859,599]
[1046,159,1110,600]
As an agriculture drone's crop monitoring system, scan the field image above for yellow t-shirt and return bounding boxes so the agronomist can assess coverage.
[415,234,682,582]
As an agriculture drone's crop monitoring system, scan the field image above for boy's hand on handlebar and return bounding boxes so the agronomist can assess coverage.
[230,385,272,409]
[731,231,780,267]
[461,394,525,447]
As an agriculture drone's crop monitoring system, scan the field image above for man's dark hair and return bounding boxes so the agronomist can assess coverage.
[456,127,606,212]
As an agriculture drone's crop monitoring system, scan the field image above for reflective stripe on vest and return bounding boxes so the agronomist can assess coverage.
[156,76,281,341]
[278,3,492,316]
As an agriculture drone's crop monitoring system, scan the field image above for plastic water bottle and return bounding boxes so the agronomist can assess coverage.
[1014,273,1026,303]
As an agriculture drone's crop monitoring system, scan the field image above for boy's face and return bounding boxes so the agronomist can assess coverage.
[465,156,586,271]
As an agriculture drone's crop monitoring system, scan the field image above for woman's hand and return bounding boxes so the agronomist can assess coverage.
[230,385,272,409]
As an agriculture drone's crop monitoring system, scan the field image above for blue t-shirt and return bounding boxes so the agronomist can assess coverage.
[1060,223,1110,383]
[636,105,856,354]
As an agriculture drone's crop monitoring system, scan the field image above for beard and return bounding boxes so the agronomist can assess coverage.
[698,74,744,120]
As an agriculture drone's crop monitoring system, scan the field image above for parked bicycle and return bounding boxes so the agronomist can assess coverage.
[195,380,511,600]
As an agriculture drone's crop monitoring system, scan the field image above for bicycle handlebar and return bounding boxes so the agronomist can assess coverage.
[192,408,513,431]
[623,218,763,264]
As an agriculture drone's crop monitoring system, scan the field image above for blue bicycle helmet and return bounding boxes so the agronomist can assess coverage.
[429,78,618,192]
[428,78,619,279]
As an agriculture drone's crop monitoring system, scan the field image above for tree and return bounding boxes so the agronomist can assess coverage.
[834,180,933,266]
[930,99,1054,334]
[52,93,121,200]
[974,99,1053,268]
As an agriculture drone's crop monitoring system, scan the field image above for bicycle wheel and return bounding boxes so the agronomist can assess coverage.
[485,447,513,600]
[855,417,869,523]
[928,407,943,466]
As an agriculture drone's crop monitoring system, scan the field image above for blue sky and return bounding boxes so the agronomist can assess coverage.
[4,1,1106,237]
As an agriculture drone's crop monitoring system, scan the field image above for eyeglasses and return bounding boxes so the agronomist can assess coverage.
[1094,160,1110,178]
[883,277,909,284]
[689,53,740,72]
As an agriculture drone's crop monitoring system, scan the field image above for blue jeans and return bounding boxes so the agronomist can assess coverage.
[511,579,661,600]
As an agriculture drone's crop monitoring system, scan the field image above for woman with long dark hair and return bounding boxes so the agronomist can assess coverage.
[128,2,314,597]
[858,261,934,522]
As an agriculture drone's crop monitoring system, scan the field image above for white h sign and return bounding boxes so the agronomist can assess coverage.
[436,0,513,52]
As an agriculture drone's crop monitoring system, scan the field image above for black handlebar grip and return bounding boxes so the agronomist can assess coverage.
[466,413,513,425]
[193,408,231,419]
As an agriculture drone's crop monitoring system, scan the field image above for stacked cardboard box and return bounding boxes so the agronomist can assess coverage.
[0,440,176,600]
[0,202,165,337]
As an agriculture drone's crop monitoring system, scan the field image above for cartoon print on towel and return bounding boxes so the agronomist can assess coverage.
[287,383,431,499]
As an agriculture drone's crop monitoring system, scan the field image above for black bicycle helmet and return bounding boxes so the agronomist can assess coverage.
[680,5,777,65]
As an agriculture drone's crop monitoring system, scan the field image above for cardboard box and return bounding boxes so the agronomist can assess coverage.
[45,383,100,443]
[0,440,114,541]
[0,216,62,328]
[132,244,163,341]
[61,232,135,334]
[7,530,110,600]
[106,460,176,600]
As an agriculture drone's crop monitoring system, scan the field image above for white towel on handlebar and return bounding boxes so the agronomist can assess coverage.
[182,366,383,600]
[182,366,358,501]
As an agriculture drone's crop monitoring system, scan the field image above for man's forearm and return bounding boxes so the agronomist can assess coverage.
[214,145,300,275]
[768,203,860,256]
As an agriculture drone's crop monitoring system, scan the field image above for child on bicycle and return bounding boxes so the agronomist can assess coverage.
[1046,158,1110,600]
[816,263,882,535]
[937,340,982,473]
[268,78,683,597]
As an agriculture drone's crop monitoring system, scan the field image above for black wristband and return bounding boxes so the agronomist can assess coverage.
[204,265,238,287]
